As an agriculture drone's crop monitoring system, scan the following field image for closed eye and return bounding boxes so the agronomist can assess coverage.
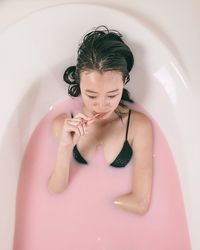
[87,95,118,99]
[87,95,97,99]
[108,95,118,98]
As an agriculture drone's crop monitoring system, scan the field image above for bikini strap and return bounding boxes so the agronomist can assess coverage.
[125,109,131,140]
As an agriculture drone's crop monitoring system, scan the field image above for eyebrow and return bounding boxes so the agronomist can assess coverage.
[85,89,119,94]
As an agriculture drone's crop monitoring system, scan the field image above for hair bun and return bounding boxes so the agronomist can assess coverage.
[63,66,76,84]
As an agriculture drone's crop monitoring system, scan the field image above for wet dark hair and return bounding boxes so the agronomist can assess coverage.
[63,25,134,108]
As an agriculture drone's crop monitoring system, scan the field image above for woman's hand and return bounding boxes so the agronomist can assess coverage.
[60,112,99,147]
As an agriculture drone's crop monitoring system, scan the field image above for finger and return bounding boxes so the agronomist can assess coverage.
[67,112,97,126]
[63,124,81,136]
[80,115,97,125]
[73,118,89,126]
[67,119,89,131]
[74,126,83,137]
[82,113,102,125]
[77,124,84,136]
[86,118,96,125]
[67,117,89,126]
[67,119,82,126]
[63,121,88,137]
[64,117,88,129]
[74,113,93,124]
[82,123,88,134]
[74,113,92,121]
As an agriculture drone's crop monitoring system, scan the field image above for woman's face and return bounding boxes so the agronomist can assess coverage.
[80,70,124,118]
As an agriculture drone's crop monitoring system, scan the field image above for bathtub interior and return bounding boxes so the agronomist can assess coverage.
[0,3,197,250]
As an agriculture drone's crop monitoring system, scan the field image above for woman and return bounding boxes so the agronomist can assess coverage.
[47,25,153,215]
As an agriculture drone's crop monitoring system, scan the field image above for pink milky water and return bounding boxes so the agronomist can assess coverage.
[13,97,191,250]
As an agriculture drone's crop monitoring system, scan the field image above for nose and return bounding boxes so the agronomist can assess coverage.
[93,97,110,110]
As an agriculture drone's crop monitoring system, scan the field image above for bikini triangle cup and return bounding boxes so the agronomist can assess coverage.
[72,109,133,168]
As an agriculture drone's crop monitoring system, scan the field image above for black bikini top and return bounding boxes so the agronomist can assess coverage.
[72,109,133,168]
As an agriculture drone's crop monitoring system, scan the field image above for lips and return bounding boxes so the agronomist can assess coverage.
[94,112,109,118]
[94,111,109,115]
[97,112,107,116]
[80,112,108,125]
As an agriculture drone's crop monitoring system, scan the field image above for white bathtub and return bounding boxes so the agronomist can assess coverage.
[0,3,199,250]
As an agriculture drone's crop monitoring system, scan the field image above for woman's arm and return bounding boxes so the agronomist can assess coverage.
[47,111,95,194]
[113,112,154,215]
[47,114,72,194]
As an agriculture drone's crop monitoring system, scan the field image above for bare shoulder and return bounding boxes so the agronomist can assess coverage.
[131,110,153,127]
[129,109,153,142]
[51,112,70,138]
